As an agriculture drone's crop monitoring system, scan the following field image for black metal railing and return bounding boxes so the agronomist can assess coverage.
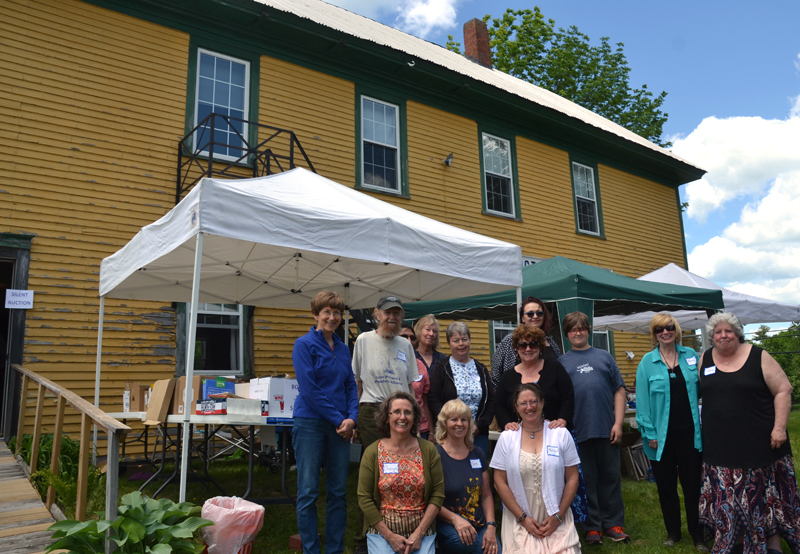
[176,113,316,203]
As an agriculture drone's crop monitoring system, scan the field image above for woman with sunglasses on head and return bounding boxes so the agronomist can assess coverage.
[635,313,707,551]
[491,297,561,391]
[494,325,573,432]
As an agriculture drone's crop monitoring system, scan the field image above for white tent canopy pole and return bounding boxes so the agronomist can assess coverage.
[179,232,204,502]
[92,295,105,463]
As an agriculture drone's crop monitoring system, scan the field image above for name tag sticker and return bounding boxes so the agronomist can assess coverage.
[383,463,399,474]
[704,365,717,376]
[414,374,424,382]
[397,351,407,362]
[686,356,697,365]
[547,445,559,457]
[470,459,482,469]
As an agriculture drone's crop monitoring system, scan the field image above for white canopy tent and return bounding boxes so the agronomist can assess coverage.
[593,263,800,334]
[96,168,523,500]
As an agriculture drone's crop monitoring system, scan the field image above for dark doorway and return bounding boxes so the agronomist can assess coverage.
[0,260,13,425]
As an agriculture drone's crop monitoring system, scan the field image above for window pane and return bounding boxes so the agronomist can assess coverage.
[364,143,398,190]
[215,58,231,82]
[230,84,245,111]
[230,62,246,86]
[486,174,512,215]
[214,81,230,107]
[199,53,215,78]
[593,332,609,351]
[198,77,214,103]
[577,197,598,233]
[483,135,511,178]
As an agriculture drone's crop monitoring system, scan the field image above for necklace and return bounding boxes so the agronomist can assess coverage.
[521,424,544,439]
[659,347,678,369]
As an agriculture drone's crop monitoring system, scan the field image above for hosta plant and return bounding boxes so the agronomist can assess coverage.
[46,491,213,554]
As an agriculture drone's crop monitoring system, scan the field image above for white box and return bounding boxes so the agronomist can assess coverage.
[255,377,298,417]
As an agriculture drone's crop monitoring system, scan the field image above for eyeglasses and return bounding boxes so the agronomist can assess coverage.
[402,334,416,342]
[319,309,342,318]
[524,310,545,318]
[568,328,587,335]
[390,410,414,417]
[516,341,539,351]
[516,400,540,407]
[655,324,676,334]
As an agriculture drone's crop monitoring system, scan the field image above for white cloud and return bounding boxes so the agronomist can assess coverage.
[321,0,460,39]
[672,115,800,222]
[687,171,800,305]
[395,0,459,39]
[791,94,800,118]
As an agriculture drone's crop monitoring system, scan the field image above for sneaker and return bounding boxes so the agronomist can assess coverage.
[354,544,369,554]
[585,530,603,545]
[604,526,631,543]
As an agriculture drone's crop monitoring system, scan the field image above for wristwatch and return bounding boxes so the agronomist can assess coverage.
[554,513,563,524]
[517,512,528,524]
[486,521,497,527]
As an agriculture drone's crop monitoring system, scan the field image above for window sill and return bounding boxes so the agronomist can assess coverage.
[482,209,523,222]
[575,230,606,240]
[355,183,410,199]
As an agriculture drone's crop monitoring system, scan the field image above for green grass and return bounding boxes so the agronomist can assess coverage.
[116,409,800,554]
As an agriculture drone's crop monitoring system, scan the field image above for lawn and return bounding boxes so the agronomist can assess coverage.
[118,408,800,554]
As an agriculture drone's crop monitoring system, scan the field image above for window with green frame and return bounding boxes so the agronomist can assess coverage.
[355,89,409,196]
[570,158,605,237]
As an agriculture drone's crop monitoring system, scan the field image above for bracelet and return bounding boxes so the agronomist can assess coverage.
[486,521,497,527]
[554,513,563,524]
[517,512,528,524]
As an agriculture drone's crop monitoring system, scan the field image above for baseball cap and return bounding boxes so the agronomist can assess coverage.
[376,295,404,311]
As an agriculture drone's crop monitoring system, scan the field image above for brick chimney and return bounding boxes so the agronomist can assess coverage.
[463,18,492,68]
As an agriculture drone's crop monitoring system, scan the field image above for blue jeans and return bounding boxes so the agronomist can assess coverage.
[292,417,351,554]
[436,521,501,554]
[367,533,436,554]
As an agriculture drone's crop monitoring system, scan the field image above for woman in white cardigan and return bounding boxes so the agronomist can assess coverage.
[490,383,581,554]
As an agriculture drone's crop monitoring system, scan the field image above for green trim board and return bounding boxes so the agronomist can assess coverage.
[568,154,606,239]
[77,0,704,190]
[354,86,410,197]
[0,233,34,250]
[676,187,690,270]
[477,123,522,221]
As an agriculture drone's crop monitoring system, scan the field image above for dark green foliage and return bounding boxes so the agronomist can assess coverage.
[750,323,800,401]
[46,491,213,554]
[447,7,670,146]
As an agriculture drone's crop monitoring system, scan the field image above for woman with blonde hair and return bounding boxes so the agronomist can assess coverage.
[414,314,447,373]
[434,399,500,554]
[635,313,705,550]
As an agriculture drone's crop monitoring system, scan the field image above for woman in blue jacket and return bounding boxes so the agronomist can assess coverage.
[292,291,359,554]
[635,313,706,551]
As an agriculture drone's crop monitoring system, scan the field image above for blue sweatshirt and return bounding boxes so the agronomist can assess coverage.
[292,327,359,426]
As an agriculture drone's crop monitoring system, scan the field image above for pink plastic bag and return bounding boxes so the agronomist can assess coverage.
[201,496,265,554]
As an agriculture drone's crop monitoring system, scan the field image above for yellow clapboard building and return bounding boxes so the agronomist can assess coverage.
[0,0,703,438]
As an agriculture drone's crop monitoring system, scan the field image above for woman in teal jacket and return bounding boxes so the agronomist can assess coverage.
[635,313,707,551]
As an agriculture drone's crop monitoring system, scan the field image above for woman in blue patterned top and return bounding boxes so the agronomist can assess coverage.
[435,399,500,554]
[429,322,495,456]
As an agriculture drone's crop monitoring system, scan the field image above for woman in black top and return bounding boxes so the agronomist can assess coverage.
[698,312,799,554]
[494,325,574,430]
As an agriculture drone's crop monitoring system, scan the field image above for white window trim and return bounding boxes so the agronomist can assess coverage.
[187,303,245,375]
[194,48,251,163]
[593,330,610,352]
[482,133,516,217]
[490,320,517,356]
[360,95,402,194]
[572,161,601,236]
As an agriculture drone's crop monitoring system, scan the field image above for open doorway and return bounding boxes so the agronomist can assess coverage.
[0,260,13,428]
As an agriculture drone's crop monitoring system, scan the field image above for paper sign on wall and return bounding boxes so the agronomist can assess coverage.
[5,290,33,309]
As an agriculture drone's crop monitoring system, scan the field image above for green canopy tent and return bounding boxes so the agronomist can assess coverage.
[405,256,724,351]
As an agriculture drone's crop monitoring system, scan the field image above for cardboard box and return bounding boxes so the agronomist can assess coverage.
[202,377,236,399]
[171,376,202,415]
[255,377,298,418]
[144,379,176,425]
[131,383,148,412]
[195,398,262,424]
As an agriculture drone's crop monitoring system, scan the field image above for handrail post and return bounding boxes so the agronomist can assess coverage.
[106,429,120,524]
[76,413,90,521]
[15,374,29,456]
[29,383,46,474]
[47,394,66,508]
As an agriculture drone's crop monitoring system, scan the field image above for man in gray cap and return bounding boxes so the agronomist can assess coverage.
[352,294,418,451]
[352,295,419,554]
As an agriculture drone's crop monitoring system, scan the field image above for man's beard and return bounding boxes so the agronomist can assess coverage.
[378,322,399,339]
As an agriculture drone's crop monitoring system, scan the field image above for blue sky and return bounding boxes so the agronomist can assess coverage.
[326,0,800,327]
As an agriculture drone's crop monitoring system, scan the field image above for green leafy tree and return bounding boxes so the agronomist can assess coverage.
[749,323,800,402]
[447,7,670,146]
